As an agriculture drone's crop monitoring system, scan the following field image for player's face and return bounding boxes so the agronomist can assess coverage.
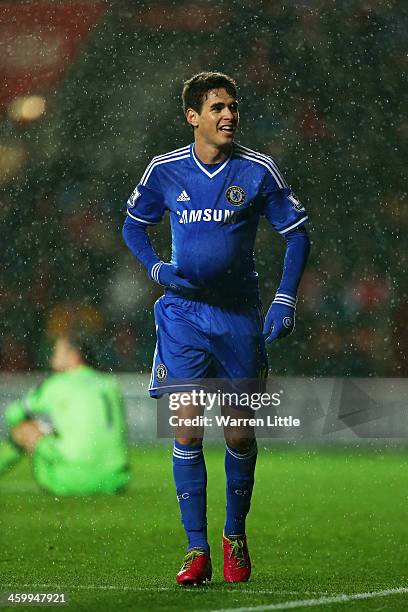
[189,88,239,148]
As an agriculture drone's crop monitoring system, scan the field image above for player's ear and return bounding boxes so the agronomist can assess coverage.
[185,108,199,128]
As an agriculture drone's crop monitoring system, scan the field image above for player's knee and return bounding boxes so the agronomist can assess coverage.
[175,436,203,447]
[224,434,255,451]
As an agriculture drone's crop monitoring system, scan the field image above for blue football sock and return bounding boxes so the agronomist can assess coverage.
[172,440,209,552]
[224,439,258,537]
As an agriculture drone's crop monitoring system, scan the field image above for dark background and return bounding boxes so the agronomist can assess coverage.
[0,0,406,376]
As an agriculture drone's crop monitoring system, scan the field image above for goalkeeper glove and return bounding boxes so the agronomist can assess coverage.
[263,293,296,344]
[149,261,198,291]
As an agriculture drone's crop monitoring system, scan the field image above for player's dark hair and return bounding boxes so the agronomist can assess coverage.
[182,71,238,114]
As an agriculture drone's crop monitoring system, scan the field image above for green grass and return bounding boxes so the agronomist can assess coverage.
[1,445,408,611]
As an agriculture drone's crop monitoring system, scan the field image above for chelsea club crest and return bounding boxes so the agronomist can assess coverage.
[156,363,167,382]
[226,185,246,206]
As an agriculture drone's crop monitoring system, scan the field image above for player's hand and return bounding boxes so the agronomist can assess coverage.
[263,294,296,344]
[150,262,198,291]
[11,420,45,453]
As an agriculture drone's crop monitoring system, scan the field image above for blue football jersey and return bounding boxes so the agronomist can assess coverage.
[126,143,308,305]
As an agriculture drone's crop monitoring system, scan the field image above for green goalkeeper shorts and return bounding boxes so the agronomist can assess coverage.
[33,436,129,496]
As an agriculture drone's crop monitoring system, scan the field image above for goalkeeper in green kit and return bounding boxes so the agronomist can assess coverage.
[0,330,129,495]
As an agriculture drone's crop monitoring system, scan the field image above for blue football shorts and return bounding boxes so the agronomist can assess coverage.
[149,295,268,398]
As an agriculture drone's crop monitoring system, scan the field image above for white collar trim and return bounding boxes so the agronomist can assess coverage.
[191,144,232,178]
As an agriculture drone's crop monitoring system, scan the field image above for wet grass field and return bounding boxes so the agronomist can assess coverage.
[1,445,408,611]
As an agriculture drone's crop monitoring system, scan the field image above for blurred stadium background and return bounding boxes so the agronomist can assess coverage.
[0,0,406,379]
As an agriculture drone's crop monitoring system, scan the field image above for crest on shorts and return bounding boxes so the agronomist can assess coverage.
[226,185,246,206]
[156,363,167,382]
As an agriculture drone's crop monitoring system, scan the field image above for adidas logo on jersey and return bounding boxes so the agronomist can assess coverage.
[177,190,190,201]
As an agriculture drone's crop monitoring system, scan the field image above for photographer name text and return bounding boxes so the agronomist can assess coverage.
[168,415,300,428]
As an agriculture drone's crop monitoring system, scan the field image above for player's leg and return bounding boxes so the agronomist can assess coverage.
[33,436,126,495]
[149,296,212,584]
[5,420,125,494]
[173,399,208,553]
[211,304,267,581]
[222,407,256,581]
[172,399,212,585]
[32,435,63,493]
[223,407,257,539]
[7,420,71,493]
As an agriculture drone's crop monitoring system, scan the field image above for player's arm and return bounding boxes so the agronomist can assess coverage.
[260,169,310,344]
[5,384,49,428]
[122,161,197,291]
[4,381,53,452]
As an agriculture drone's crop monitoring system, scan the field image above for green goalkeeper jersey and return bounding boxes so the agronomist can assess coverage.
[5,366,128,474]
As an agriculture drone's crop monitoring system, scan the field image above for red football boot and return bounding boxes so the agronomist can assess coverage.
[223,534,251,582]
[176,548,212,586]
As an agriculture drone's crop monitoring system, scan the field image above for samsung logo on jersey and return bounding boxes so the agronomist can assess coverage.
[177,209,237,224]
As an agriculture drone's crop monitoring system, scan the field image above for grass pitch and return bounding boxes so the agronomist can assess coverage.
[1,445,408,611]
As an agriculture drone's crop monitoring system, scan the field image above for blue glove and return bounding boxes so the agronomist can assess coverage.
[263,293,296,344]
[149,261,198,291]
